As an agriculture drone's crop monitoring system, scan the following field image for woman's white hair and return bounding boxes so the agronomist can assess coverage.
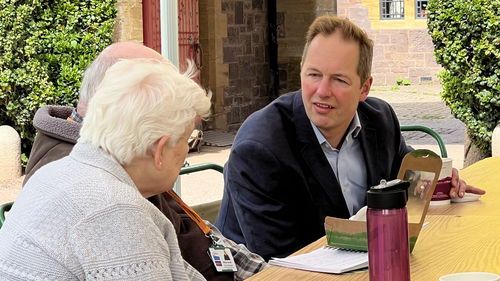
[79,59,211,165]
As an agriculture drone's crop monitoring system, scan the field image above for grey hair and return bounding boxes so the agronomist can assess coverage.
[77,56,119,116]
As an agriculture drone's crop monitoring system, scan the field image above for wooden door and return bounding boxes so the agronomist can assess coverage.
[143,0,161,53]
[178,0,202,84]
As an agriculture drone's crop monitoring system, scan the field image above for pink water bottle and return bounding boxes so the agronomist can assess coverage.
[367,179,411,281]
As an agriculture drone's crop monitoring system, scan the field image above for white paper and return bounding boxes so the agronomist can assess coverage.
[269,246,368,274]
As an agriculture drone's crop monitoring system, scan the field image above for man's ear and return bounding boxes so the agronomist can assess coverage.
[359,76,373,102]
[154,135,170,170]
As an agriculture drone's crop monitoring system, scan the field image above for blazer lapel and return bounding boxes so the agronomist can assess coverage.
[292,91,350,218]
[357,107,381,190]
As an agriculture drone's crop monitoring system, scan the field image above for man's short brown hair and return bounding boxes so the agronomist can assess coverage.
[302,15,373,86]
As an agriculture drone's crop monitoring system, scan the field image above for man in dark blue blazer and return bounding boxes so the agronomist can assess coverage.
[215,15,484,261]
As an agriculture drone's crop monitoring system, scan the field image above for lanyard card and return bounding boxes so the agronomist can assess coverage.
[207,245,237,272]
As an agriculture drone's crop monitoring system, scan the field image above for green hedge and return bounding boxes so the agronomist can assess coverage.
[0,0,117,156]
[427,0,500,154]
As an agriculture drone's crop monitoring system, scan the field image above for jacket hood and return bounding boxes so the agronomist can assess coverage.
[33,105,81,144]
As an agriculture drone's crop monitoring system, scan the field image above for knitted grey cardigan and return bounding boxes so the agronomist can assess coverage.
[0,142,205,280]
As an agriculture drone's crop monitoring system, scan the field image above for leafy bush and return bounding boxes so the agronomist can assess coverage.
[0,0,117,156]
[396,78,403,85]
[427,0,500,153]
[403,79,410,86]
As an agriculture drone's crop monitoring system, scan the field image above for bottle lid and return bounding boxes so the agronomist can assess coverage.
[367,179,410,209]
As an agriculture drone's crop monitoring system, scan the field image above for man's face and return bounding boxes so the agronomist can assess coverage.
[301,32,371,139]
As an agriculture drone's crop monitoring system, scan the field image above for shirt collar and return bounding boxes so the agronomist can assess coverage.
[311,112,362,146]
[69,107,84,124]
[311,121,328,145]
[351,112,362,138]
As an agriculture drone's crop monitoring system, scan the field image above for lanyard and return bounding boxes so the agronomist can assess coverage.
[168,191,237,272]
[167,190,212,237]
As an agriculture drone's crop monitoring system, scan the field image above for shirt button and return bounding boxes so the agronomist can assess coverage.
[343,187,347,192]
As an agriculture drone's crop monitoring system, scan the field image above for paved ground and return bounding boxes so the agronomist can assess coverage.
[1,84,466,207]
[369,85,463,146]
[395,102,463,145]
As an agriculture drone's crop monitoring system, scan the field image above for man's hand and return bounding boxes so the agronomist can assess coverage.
[449,168,486,198]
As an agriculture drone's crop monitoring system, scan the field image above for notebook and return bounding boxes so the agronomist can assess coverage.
[269,246,368,274]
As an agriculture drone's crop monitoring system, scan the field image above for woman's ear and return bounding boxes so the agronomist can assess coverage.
[154,135,170,170]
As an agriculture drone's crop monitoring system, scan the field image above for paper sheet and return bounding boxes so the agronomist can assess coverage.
[269,246,368,274]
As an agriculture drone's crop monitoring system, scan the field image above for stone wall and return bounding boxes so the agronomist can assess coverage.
[276,0,337,95]
[369,29,441,86]
[199,0,229,131]
[220,0,271,132]
[337,0,442,86]
[113,0,143,43]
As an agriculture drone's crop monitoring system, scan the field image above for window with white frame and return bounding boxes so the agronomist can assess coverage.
[415,0,428,18]
[381,0,405,19]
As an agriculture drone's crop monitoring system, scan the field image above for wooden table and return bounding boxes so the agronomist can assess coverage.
[248,157,500,280]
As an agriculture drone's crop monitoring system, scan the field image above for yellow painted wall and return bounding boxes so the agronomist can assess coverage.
[362,0,427,29]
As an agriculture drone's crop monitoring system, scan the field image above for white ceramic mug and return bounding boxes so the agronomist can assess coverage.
[439,157,453,179]
[439,272,500,281]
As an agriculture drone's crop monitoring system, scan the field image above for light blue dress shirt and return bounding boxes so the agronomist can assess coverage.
[311,113,367,216]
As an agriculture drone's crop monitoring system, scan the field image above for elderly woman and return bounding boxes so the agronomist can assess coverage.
[0,59,211,280]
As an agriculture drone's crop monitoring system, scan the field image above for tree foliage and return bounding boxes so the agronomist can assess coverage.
[0,0,117,155]
[427,0,500,153]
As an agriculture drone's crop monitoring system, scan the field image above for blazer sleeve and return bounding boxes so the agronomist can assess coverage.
[221,139,311,261]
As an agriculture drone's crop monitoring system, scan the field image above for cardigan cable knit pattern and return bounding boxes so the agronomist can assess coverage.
[0,142,205,281]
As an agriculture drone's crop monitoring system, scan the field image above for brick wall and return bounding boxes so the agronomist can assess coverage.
[337,0,442,86]
[220,0,271,132]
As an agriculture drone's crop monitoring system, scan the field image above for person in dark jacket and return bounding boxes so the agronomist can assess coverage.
[23,105,80,185]
[215,15,485,261]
